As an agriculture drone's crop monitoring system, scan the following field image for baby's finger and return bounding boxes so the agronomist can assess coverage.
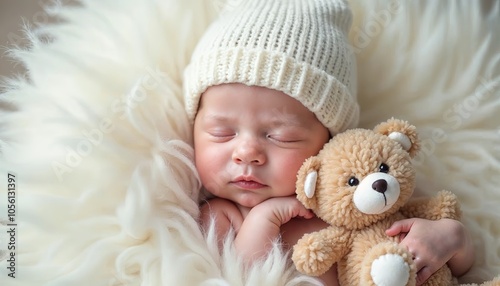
[415,266,433,286]
[385,218,417,236]
[298,209,314,219]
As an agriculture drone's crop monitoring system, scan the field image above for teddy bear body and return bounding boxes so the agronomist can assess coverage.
[337,209,456,286]
[292,119,462,286]
[338,213,407,284]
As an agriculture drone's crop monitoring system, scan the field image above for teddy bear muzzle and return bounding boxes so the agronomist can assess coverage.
[352,173,400,214]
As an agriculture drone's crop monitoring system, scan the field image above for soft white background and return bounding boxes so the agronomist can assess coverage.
[0,1,498,285]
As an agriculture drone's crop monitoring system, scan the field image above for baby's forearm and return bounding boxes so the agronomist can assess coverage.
[234,211,281,261]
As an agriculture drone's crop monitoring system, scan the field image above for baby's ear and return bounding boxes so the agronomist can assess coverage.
[296,156,322,210]
[374,118,420,158]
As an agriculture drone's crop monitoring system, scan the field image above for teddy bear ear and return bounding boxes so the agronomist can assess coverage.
[374,118,420,158]
[296,156,321,209]
[304,171,318,199]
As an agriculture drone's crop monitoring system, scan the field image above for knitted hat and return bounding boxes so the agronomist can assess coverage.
[183,0,359,135]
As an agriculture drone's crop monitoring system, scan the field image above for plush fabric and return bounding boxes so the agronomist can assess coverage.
[0,0,498,285]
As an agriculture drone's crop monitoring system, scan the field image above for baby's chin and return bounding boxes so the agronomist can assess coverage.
[234,196,268,209]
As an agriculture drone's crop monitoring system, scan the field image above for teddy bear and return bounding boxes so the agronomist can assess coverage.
[291,118,487,286]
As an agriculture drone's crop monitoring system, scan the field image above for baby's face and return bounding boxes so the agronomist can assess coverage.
[193,83,329,208]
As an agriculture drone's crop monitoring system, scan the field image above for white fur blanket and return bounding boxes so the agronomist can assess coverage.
[0,0,499,285]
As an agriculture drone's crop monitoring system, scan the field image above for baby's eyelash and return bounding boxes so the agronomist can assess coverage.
[266,134,300,143]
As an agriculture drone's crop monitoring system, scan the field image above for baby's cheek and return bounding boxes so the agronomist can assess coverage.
[285,154,309,175]
[196,156,222,194]
[275,159,304,195]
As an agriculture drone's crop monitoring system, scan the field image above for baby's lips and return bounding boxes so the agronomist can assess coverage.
[231,179,267,190]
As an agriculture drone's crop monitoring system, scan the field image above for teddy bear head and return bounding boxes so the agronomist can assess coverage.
[296,118,420,230]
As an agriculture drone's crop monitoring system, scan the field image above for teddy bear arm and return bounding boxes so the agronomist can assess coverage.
[292,227,350,276]
[401,190,461,220]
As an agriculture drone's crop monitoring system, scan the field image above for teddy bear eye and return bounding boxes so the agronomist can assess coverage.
[379,163,390,173]
[348,177,359,186]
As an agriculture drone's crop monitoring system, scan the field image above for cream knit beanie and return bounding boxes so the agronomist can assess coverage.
[184,0,359,134]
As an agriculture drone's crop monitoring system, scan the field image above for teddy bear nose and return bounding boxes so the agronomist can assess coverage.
[372,179,388,193]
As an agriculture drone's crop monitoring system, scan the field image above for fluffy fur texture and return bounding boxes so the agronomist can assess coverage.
[0,0,499,285]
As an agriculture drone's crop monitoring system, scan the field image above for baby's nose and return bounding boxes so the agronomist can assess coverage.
[232,139,266,165]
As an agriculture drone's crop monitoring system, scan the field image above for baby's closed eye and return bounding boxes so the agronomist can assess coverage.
[266,133,302,143]
[207,128,236,141]
[266,127,308,146]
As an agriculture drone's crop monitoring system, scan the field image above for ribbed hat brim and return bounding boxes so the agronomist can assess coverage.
[184,47,359,134]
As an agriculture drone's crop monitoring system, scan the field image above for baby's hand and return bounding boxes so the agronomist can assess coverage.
[386,218,471,285]
[235,196,314,261]
[234,196,314,261]
[254,196,315,228]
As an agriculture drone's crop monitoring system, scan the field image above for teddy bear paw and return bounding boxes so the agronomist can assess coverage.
[371,254,410,286]
[292,240,332,276]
